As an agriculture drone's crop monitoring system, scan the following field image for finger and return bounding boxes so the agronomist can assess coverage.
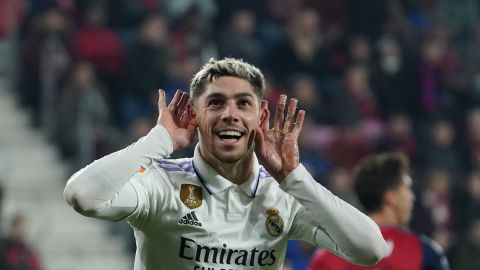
[179,109,188,127]
[292,110,305,137]
[168,90,183,109]
[178,92,189,109]
[260,100,270,131]
[158,89,167,109]
[273,94,287,132]
[176,92,189,115]
[282,98,298,133]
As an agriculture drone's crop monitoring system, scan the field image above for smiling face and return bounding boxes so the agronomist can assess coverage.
[190,76,266,164]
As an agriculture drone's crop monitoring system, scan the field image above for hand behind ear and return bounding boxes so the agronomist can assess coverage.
[157,89,197,150]
[254,95,305,182]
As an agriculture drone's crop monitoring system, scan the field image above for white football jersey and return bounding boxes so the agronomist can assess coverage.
[64,125,386,270]
[126,146,317,270]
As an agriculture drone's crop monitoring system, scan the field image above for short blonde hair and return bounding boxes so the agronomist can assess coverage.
[190,58,265,104]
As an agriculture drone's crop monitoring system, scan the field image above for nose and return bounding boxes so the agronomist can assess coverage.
[221,102,239,123]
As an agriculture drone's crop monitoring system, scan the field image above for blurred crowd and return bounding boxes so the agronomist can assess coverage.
[2,0,480,269]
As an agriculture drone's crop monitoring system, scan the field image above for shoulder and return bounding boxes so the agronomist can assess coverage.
[419,234,450,270]
[153,158,195,175]
[419,235,443,254]
[129,158,196,190]
[382,226,420,242]
[377,227,424,267]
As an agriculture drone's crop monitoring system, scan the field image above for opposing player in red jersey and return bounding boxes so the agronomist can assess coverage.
[309,152,449,270]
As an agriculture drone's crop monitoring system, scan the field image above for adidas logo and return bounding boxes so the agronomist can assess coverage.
[178,211,202,227]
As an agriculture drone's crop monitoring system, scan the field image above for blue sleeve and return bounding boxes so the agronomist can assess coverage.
[420,235,450,270]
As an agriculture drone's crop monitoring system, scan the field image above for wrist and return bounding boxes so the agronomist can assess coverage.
[156,124,179,150]
[273,164,301,183]
[152,125,174,154]
[272,171,290,183]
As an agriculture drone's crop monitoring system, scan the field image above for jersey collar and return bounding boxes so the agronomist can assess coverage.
[192,144,261,198]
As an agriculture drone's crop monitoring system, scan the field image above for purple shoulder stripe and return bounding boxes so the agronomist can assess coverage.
[155,158,194,173]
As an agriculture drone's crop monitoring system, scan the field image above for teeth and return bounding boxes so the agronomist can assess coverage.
[218,130,242,137]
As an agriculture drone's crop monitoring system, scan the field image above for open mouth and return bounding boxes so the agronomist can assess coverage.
[216,130,244,143]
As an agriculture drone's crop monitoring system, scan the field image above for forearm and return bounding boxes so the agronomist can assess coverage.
[281,164,386,266]
[63,125,173,220]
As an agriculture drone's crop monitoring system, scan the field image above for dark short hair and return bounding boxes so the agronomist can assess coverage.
[353,152,410,213]
[189,58,265,104]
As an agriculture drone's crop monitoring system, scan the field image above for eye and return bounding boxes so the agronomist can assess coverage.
[238,99,252,107]
[208,99,222,107]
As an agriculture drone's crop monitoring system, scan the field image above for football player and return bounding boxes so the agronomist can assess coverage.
[64,58,386,270]
[309,152,449,270]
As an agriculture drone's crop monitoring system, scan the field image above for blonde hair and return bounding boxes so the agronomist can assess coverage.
[190,58,265,104]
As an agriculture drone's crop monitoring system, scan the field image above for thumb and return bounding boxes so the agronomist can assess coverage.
[157,89,167,109]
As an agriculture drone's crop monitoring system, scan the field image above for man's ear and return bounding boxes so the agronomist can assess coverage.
[384,190,397,207]
[187,102,198,126]
[259,100,269,127]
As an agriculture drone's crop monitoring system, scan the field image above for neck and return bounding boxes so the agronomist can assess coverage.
[368,207,400,227]
[199,147,254,185]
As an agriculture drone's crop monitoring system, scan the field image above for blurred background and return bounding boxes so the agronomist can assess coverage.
[1,0,480,269]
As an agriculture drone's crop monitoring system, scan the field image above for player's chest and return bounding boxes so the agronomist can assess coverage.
[159,182,291,243]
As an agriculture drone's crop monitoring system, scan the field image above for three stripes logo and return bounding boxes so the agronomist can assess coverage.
[178,211,202,227]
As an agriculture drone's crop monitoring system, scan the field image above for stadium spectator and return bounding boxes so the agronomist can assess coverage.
[309,152,449,270]
[170,5,217,64]
[120,12,172,127]
[64,58,386,269]
[288,73,330,124]
[465,108,480,168]
[19,6,72,127]
[419,119,468,176]
[295,115,332,180]
[330,65,380,126]
[57,61,111,168]
[452,218,480,270]
[269,8,331,86]
[0,214,42,270]
[327,126,374,168]
[376,114,417,163]
[346,35,373,70]
[413,169,455,253]
[217,9,264,67]
[453,169,480,232]
[72,4,124,97]
[0,0,23,40]
[418,32,458,116]
[371,35,420,118]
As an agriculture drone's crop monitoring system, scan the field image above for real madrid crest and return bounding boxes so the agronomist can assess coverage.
[180,184,203,209]
[265,208,284,237]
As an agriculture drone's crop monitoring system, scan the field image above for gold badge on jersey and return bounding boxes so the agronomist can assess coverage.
[265,208,284,237]
[180,184,203,209]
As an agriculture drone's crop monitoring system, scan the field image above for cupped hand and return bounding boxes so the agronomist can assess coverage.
[157,89,197,150]
[254,94,305,182]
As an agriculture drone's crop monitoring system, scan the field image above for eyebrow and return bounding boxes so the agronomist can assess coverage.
[205,92,255,100]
